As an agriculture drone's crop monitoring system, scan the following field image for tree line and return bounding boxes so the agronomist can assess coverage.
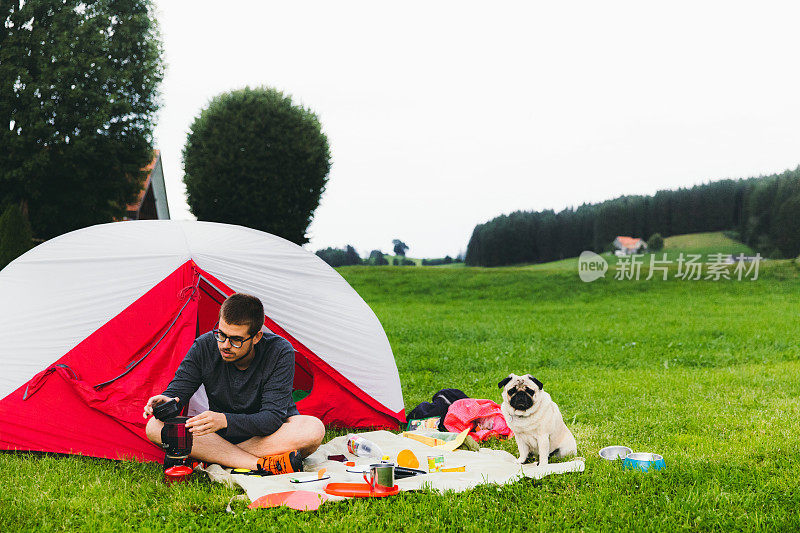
[315,246,402,267]
[465,167,800,267]
[315,243,464,267]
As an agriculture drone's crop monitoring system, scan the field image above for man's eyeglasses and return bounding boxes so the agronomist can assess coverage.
[212,322,256,348]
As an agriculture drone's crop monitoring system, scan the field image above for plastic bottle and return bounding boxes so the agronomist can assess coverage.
[346,434,383,459]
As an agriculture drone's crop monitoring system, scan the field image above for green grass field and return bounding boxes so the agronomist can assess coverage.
[2,252,799,531]
[662,231,752,251]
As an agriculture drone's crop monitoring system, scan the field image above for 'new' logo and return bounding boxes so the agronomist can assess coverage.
[578,251,608,282]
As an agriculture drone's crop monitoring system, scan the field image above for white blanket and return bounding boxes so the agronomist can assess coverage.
[204,430,585,503]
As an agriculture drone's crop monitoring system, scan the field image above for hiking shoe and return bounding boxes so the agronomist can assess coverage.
[257,450,303,475]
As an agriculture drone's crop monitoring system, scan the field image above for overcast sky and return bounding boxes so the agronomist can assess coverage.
[152,1,800,258]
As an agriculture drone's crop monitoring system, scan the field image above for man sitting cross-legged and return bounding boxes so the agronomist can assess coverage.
[143,293,325,473]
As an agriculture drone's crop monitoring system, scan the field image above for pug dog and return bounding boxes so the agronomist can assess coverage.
[499,373,577,465]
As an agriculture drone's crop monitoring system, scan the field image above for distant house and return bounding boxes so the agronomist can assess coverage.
[613,236,647,255]
[124,150,170,220]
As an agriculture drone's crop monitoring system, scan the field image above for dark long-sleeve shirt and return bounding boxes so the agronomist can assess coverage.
[163,331,299,441]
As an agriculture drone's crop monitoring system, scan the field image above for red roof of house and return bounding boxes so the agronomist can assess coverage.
[127,150,160,212]
[615,236,643,249]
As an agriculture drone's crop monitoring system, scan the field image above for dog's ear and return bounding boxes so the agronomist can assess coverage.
[498,376,512,389]
[526,374,543,390]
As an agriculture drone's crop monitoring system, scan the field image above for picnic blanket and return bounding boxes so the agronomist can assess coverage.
[205,431,584,501]
[203,430,585,503]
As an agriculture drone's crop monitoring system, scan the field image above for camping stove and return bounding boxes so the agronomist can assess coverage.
[160,416,193,468]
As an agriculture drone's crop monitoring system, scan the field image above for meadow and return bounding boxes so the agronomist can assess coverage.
[2,250,799,531]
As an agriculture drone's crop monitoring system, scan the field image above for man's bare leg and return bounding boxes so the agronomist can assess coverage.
[236,415,325,458]
[146,417,260,470]
[145,415,325,469]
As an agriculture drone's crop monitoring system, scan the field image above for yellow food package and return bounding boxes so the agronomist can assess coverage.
[401,431,446,447]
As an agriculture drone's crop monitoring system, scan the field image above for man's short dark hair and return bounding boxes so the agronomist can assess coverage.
[220,293,264,335]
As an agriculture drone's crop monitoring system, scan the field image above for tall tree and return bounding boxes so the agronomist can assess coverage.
[0,204,33,269]
[183,87,331,245]
[368,250,389,266]
[315,244,361,267]
[344,245,361,265]
[392,239,409,256]
[647,233,664,251]
[0,0,164,239]
[774,193,800,258]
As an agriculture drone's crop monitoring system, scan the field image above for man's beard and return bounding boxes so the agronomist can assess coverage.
[221,344,253,364]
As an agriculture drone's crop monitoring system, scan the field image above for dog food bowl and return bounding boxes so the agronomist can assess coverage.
[622,452,665,472]
[599,446,632,460]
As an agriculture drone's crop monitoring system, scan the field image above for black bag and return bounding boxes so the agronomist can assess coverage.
[407,388,468,431]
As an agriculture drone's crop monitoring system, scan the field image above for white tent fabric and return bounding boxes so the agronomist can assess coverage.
[0,221,403,414]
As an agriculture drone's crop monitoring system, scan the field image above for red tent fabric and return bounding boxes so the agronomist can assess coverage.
[0,263,195,461]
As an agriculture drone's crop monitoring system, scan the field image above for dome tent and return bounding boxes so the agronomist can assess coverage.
[0,221,404,462]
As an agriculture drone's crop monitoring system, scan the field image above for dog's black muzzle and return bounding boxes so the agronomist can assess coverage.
[509,391,534,411]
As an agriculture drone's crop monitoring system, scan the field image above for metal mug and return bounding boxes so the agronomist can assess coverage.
[363,463,394,492]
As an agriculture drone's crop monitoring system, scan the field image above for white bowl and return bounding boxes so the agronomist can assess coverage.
[599,445,632,460]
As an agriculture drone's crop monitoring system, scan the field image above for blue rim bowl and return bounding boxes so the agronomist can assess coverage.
[623,452,665,472]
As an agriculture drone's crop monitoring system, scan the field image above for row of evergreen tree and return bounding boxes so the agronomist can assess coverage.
[465,167,800,267]
[315,246,400,267]
[315,246,464,267]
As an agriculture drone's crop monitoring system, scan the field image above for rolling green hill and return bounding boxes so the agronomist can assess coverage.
[662,231,754,256]
[521,231,755,271]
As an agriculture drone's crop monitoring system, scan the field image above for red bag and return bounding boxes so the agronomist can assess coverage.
[443,398,512,442]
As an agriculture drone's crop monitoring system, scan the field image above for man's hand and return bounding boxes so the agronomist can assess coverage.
[186,411,227,436]
[143,395,177,419]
